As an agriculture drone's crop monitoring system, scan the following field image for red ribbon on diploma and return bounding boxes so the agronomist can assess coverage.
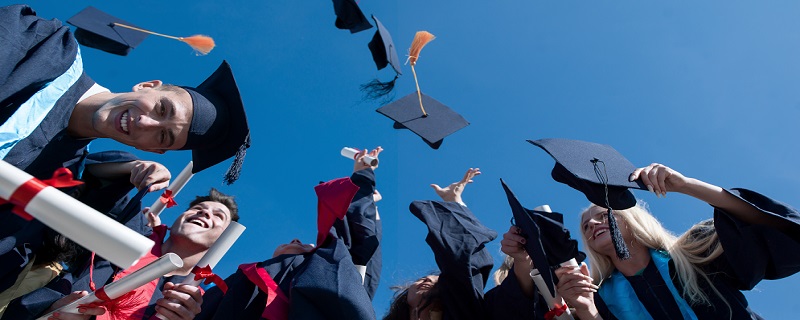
[193,265,228,294]
[544,303,568,320]
[159,189,178,208]
[0,168,83,220]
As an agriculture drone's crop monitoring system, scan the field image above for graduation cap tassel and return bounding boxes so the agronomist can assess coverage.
[360,74,398,102]
[592,159,631,260]
[407,31,435,117]
[223,135,250,185]
[112,23,215,55]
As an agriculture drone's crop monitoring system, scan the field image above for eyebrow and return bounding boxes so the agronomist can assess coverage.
[165,99,176,148]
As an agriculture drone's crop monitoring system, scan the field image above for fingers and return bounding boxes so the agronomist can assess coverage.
[130,161,171,191]
[430,184,443,193]
[372,190,382,202]
[635,163,669,197]
[461,167,481,184]
[156,283,203,320]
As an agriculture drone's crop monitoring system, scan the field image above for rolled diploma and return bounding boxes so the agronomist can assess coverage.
[341,147,378,166]
[180,221,246,286]
[38,253,183,319]
[0,161,154,269]
[149,161,194,216]
[531,204,574,320]
[531,268,574,320]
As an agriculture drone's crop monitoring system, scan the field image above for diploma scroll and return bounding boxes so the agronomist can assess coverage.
[180,221,246,287]
[149,161,194,216]
[341,147,378,166]
[531,204,575,320]
[38,253,183,319]
[0,160,154,269]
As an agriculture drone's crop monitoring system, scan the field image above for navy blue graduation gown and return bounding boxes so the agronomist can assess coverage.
[198,170,380,320]
[593,188,800,319]
[408,200,500,320]
[0,4,97,294]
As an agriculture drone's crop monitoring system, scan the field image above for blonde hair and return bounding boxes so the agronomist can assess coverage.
[492,255,515,286]
[580,202,728,309]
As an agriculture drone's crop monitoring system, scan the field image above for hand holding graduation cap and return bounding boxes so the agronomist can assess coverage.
[431,168,481,206]
[500,226,531,264]
[629,163,689,198]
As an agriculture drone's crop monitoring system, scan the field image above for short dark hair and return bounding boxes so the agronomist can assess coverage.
[189,188,239,222]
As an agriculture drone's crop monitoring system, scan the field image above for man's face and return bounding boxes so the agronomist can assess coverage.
[92,81,193,153]
[171,201,232,248]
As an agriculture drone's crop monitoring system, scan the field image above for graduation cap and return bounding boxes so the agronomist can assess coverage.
[67,6,215,56]
[376,92,469,149]
[529,138,647,260]
[332,0,373,34]
[362,15,402,101]
[180,61,251,184]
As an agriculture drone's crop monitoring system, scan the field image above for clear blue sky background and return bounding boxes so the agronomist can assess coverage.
[28,0,800,317]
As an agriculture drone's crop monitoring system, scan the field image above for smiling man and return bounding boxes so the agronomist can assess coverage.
[0,4,250,182]
[36,188,240,320]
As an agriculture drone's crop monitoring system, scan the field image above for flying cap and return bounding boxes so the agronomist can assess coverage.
[180,61,251,184]
[331,0,373,34]
[376,92,469,149]
[67,6,148,56]
[529,138,647,260]
[362,15,402,101]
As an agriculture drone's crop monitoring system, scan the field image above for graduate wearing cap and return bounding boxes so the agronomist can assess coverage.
[383,168,537,320]
[532,138,800,320]
[0,4,249,297]
[196,148,383,320]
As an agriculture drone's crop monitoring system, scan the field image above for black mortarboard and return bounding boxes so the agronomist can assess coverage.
[529,138,647,260]
[500,179,556,298]
[362,15,402,101]
[67,6,148,56]
[180,61,251,184]
[376,92,469,149]
[331,0,373,34]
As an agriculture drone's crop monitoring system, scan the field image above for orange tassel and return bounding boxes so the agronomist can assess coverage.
[180,35,215,55]
[112,23,215,55]
[408,31,435,66]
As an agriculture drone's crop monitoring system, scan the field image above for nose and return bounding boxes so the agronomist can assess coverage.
[135,115,161,131]
[290,239,302,245]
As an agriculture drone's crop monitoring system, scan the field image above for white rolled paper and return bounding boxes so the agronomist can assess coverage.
[531,269,574,320]
[0,160,154,269]
[149,161,194,216]
[531,204,574,320]
[39,253,183,319]
[341,147,378,166]
[180,221,246,287]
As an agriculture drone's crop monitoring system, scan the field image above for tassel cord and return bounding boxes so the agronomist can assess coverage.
[112,23,183,40]
[410,64,427,117]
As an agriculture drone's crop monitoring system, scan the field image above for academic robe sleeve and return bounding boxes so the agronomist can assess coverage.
[712,188,800,290]
[409,201,498,320]
[333,168,381,299]
[0,5,77,113]
[483,268,539,319]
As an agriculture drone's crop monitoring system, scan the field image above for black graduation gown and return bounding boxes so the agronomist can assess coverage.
[593,188,800,320]
[197,172,378,320]
[408,200,501,320]
[332,168,382,299]
[0,4,97,294]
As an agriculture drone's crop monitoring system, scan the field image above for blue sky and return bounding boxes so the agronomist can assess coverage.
[31,0,800,317]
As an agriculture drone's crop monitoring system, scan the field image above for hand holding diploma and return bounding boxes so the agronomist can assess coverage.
[342,147,380,168]
[149,161,194,216]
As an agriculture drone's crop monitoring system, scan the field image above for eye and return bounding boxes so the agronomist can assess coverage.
[160,131,166,144]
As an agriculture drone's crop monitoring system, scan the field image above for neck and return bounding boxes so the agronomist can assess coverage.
[610,241,651,276]
[161,237,208,276]
[67,91,115,138]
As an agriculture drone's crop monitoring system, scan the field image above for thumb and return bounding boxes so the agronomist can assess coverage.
[430,184,443,192]
[580,262,590,276]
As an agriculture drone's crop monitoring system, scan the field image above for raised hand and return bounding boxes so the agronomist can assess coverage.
[430,168,481,206]
[629,163,689,198]
[353,146,383,173]
[130,160,171,192]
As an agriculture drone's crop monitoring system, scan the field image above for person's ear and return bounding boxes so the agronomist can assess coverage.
[132,80,163,92]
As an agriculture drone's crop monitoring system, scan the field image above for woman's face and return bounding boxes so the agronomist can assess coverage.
[272,239,315,257]
[406,275,439,308]
[581,205,631,255]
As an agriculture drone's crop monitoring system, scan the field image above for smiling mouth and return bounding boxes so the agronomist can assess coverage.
[120,110,130,134]
[186,217,208,228]
[592,229,608,239]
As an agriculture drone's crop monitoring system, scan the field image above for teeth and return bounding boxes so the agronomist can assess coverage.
[121,111,129,133]
[594,229,607,238]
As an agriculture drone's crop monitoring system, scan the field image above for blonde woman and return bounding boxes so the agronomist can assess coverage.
[556,163,800,320]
